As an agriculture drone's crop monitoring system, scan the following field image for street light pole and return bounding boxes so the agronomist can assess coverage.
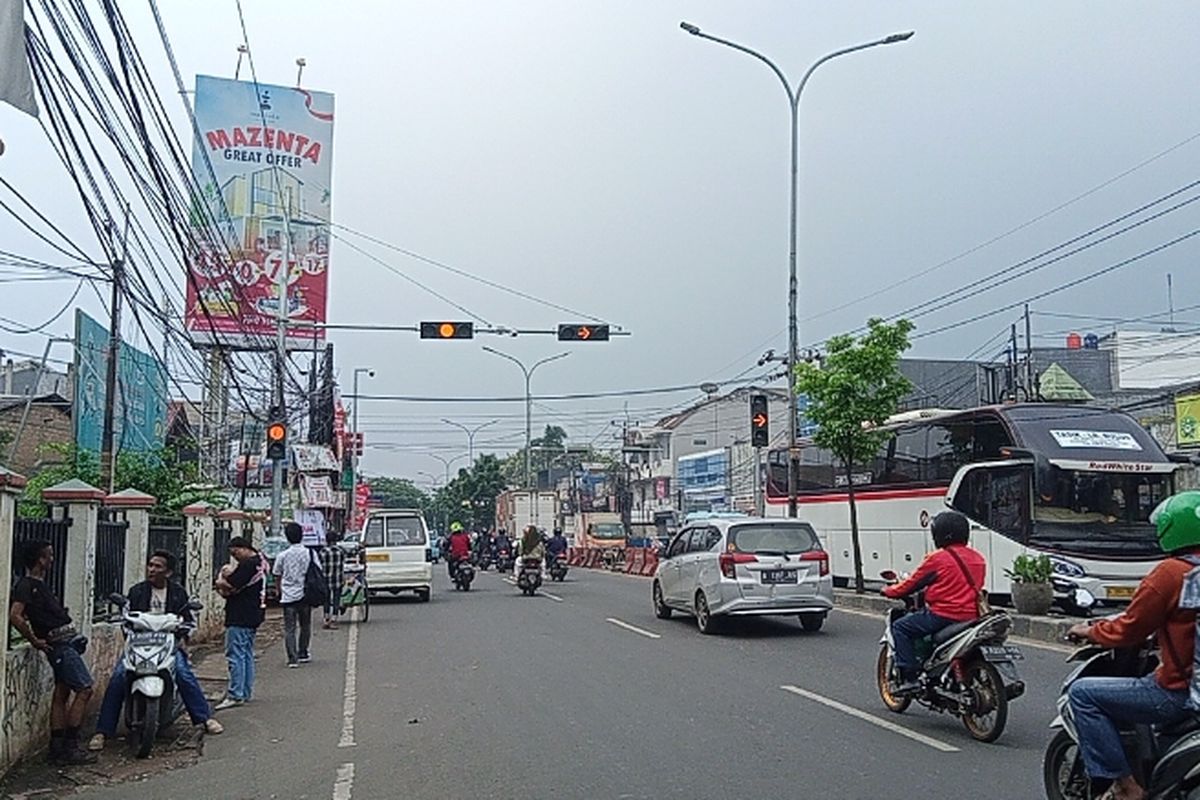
[350,367,374,524]
[441,418,499,467]
[482,347,569,490]
[681,22,913,517]
[426,452,468,485]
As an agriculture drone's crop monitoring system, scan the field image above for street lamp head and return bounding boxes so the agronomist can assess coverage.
[680,21,701,35]
[884,31,915,43]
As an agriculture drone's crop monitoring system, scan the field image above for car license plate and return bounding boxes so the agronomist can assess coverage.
[365,552,390,563]
[1106,585,1135,599]
[761,570,798,584]
[980,645,1024,662]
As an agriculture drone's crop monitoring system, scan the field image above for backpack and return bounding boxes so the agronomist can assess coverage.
[303,550,329,608]
[1175,555,1200,710]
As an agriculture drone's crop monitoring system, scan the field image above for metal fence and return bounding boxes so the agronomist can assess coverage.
[213,518,233,582]
[149,515,187,592]
[93,509,130,620]
[10,515,71,646]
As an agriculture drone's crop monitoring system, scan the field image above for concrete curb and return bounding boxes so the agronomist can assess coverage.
[833,589,1075,645]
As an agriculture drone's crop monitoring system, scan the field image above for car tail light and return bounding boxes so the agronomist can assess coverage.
[800,550,829,577]
[719,552,757,579]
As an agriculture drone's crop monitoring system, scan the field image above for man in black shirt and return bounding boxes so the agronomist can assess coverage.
[8,539,97,765]
[213,536,266,710]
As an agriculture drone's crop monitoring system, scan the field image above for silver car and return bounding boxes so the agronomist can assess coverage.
[652,517,834,634]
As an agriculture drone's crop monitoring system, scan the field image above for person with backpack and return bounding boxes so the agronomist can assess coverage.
[1066,492,1200,800]
[273,521,324,668]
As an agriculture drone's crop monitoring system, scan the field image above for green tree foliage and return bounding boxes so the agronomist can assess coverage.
[428,454,510,533]
[794,318,914,593]
[365,476,429,511]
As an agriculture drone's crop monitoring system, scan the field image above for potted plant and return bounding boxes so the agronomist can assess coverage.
[1005,554,1054,615]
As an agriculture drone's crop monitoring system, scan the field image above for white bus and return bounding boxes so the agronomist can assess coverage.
[765,404,1181,603]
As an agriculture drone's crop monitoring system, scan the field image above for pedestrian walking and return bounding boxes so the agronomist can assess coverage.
[274,521,315,667]
[320,531,347,629]
[214,536,267,710]
[7,540,96,764]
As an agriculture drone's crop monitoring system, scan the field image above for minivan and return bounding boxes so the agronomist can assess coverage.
[360,509,433,601]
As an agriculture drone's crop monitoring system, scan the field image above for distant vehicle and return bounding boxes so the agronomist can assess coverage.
[359,508,433,602]
[495,489,557,538]
[652,517,833,634]
[578,512,626,551]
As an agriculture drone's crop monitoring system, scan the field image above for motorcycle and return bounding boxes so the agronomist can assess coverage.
[876,570,1026,743]
[517,557,543,596]
[454,558,475,591]
[1044,634,1200,800]
[548,553,568,582]
[496,547,514,574]
[109,592,202,758]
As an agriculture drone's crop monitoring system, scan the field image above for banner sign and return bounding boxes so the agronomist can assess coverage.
[292,443,340,473]
[294,508,327,547]
[300,474,336,508]
[1177,394,1200,447]
[185,74,335,350]
[73,310,168,454]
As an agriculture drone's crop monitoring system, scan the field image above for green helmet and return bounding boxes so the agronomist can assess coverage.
[1151,492,1200,553]
[450,521,464,533]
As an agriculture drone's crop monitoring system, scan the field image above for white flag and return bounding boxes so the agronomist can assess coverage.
[0,0,37,117]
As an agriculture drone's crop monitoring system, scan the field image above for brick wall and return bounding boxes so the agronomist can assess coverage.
[0,402,72,475]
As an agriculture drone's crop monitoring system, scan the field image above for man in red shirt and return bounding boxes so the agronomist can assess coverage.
[881,511,986,695]
[447,521,472,579]
[1064,492,1200,800]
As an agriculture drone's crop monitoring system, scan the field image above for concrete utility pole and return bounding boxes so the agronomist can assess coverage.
[270,197,292,539]
[482,347,569,489]
[680,22,913,517]
[349,367,374,524]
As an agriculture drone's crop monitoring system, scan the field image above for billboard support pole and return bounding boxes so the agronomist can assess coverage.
[99,206,129,494]
[270,198,291,540]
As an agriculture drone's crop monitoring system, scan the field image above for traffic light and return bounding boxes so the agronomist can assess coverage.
[420,321,474,339]
[266,415,288,461]
[750,394,769,448]
[557,324,610,342]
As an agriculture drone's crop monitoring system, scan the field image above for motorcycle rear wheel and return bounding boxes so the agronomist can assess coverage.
[1043,729,1089,800]
[876,645,911,713]
[961,660,1009,743]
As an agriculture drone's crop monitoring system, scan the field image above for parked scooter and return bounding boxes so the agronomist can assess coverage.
[877,571,1026,743]
[548,554,568,582]
[517,557,543,596]
[454,558,475,591]
[1044,634,1200,799]
[109,592,202,758]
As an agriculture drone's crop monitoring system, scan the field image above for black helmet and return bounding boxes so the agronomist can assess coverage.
[930,511,969,548]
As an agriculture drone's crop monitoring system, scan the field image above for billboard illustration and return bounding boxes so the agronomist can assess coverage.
[74,310,168,455]
[186,74,334,350]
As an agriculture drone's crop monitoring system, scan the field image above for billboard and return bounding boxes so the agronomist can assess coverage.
[74,310,168,454]
[185,74,334,350]
[1177,394,1200,447]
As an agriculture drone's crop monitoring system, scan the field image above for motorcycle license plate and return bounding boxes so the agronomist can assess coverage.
[761,570,798,584]
[130,632,168,645]
[980,645,1024,662]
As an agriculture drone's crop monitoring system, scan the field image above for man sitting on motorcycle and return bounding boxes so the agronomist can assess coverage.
[881,511,985,695]
[1065,492,1200,800]
[546,528,568,568]
[89,551,224,750]
[447,522,472,579]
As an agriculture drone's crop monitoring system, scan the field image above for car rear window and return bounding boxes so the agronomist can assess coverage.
[727,524,819,554]
[363,516,425,547]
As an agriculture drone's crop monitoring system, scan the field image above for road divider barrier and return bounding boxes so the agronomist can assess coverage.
[625,548,644,574]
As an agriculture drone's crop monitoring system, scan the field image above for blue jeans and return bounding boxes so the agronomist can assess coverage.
[96,651,210,736]
[891,609,956,679]
[1068,675,1190,780]
[225,627,257,701]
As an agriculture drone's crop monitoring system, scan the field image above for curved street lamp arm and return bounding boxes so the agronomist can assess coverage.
[682,23,795,106]
[530,351,570,377]
[794,34,912,103]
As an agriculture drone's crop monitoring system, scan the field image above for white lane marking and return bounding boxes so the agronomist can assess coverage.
[337,622,358,748]
[605,617,662,639]
[830,607,1073,654]
[779,685,960,753]
[539,589,564,602]
[332,762,354,800]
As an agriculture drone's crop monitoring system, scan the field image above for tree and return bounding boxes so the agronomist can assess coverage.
[794,318,914,593]
[366,476,429,511]
[427,454,509,532]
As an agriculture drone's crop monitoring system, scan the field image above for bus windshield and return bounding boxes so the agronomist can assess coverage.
[1031,469,1170,558]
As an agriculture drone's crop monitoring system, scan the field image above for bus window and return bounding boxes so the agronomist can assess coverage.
[951,464,1031,543]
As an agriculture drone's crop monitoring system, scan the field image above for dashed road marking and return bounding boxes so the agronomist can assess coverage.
[338,622,358,748]
[332,762,354,800]
[605,617,662,639]
[779,685,960,753]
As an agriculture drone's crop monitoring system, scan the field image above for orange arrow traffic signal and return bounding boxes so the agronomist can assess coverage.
[557,323,610,341]
[753,413,767,428]
[750,394,769,447]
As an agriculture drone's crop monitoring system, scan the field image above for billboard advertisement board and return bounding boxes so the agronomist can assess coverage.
[73,310,168,454]
[185,74,334,350]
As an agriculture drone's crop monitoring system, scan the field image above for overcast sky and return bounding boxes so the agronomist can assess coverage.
[2,1,1199,484]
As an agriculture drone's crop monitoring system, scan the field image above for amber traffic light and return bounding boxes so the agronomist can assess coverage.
[420,321,474,339]
[266,419,288,461]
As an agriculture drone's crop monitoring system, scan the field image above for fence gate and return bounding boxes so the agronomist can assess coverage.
[212,519,233,583]
[93,509,130,620]
[10,515,71,644]
[148,515,187,592]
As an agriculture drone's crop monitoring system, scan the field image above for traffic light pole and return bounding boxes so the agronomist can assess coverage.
[270,203,291,540]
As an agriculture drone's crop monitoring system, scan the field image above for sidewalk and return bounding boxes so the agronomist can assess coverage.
[0,612,284,799]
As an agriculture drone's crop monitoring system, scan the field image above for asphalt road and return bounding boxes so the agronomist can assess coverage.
[71,565,1076,800]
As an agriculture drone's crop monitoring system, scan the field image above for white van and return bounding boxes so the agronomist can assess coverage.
[360,509,433,601]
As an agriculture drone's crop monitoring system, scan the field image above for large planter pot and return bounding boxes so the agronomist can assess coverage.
[1011,581,1054,616]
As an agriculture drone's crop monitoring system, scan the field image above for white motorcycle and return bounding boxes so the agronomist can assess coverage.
[109,593,202,758]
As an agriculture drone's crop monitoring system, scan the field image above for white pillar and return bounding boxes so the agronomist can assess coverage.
[106,488,156,592]
[41,478,104,639]
[182,502,218,640]
[0,467,27,765]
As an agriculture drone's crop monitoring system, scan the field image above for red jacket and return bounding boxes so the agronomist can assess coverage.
[449,532,471,560]
[882,544,986,622]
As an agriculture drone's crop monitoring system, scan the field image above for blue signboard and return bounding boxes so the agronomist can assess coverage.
[796,393,819,438]
[678,450,728,492]
[74,310,168,454]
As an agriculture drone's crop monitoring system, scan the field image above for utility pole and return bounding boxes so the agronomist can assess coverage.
[1024,303,1033,402]
[270,198,292,539]
[100,207,130,494]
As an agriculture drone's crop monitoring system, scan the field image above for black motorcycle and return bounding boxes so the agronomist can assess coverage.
[496,547,514,574]
[453,558,476,591]
[1044,636,1200,799]
[548,553,568,582]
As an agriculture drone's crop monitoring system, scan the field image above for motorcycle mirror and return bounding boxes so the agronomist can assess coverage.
[1073,588,1096,610]
[109,592,128,607]
[879,570,897,581]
